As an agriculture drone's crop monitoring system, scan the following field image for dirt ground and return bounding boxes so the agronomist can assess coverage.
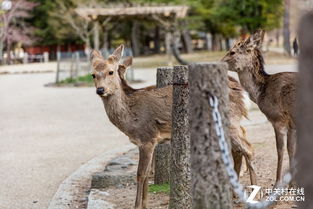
[99,105,299,209]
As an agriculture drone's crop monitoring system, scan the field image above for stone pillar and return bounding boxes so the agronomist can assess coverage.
[154,67,173,184]
[169,65,191,209]
[296,12,313,209]
[189,62,232,209]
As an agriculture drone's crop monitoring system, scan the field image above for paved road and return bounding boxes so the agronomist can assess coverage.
[0,63,296,209]
[0,73,133,209]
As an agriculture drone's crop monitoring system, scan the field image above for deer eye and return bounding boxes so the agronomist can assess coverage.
[109,71,114,75]
[91,74,96,79]
[230,51,235,56]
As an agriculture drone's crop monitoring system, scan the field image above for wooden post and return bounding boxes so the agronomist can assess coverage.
[169,65,192,209]
[154,67,173,184]
[75,52,80,78]
[55,51,61,83]
[189,62,232,209]
[296,12,313,209]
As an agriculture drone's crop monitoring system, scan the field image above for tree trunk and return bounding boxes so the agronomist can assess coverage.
[189,63,233,209]
[7,42,11,65]
[154,67,174,184]
[225,38,230,51]
[211,34,219,51]
[283,0,291,56]
[169,65,192,208]
[276,29,280,47]
[131,21,140,56]
[154,26,160,54]
[165,31,173,66]
[0,40,3,65]
[93,21,100,50]
[181,29,193,54]
[296,12,313,209]
[205,33,212,51]
[102,28,109,56]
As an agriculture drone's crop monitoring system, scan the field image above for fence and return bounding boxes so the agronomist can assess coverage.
[55,51,89,83]
[55,48,135,83]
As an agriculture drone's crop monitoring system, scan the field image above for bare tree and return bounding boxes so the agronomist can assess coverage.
[50,0,96,50]
[283,0,291,55]
[0,0,36,64]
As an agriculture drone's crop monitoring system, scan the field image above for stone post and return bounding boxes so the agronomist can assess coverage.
[189,62,233,209]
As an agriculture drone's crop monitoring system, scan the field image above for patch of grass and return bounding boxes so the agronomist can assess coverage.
[148,183,170,194]
[59,74,93,85]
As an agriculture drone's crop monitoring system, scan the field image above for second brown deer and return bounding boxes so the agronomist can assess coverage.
[90,45,256,209]
[222,30,297,187]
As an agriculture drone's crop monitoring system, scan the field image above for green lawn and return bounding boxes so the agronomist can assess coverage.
[58,74,93,85]
[148,183,170,194]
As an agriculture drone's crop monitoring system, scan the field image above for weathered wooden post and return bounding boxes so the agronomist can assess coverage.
[75,52,80,78]
[154,67,173,184]
[189,62,232,209]
[296,12,313,209]
[55,51,61,83]
[169,65,192,208]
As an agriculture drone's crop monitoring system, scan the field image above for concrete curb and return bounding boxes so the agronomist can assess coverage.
[48,144,136,209]
[0,62,57,74]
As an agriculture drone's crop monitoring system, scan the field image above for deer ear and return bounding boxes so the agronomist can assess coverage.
[118,57,133,79]
[246,29,265,49]
[112,44,124,61]
[90,50,102,62]
[118,65,127,79]
[122,56,133,68]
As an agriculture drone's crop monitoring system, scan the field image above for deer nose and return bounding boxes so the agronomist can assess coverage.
[96,87,105,95]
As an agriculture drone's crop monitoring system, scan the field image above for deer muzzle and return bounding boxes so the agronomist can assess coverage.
[96,87,105,95]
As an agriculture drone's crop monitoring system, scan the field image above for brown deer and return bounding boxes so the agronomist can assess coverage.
[90,45,256,209]
[222,30,297,187]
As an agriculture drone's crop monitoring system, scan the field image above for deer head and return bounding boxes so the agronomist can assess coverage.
[222,30,265,73]
[90,45,126,97]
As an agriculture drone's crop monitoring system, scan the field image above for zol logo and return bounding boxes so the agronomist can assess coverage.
[245,185,262,204]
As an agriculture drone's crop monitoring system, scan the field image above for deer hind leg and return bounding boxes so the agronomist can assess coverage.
[273,124,286,187]
[287,128,296,187]
[135,142,155,209]
[232,151,243,177]
[242,127,257,185]
[149,152,155,177]
[236,126,257,185]
[243,152,257,185]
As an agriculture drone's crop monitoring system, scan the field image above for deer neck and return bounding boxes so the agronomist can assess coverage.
[101,88,132,131]
[238,66,269,104]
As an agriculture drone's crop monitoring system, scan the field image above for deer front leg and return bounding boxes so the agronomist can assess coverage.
[287,128,296,187]
[273,125,286,187]
[135,142,155,209]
